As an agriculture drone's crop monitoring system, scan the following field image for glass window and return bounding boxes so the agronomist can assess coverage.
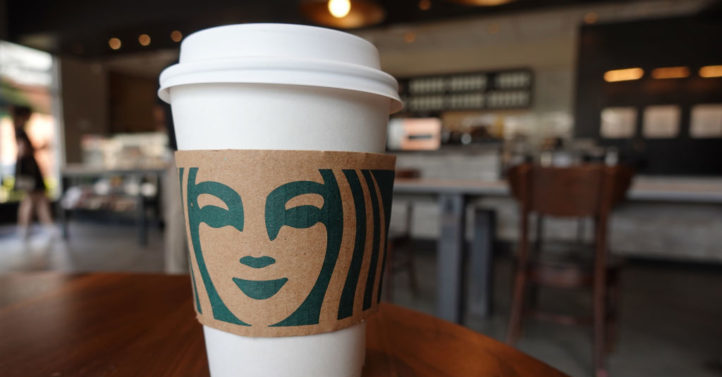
[0,41,59,202]
[600,107,636,138]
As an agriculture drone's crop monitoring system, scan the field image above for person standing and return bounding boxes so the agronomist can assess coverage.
[12,105,55,239]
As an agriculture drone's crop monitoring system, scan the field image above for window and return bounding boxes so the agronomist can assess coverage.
[0,41,59,202]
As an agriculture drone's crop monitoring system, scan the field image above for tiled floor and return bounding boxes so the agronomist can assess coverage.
[1,222,721,377]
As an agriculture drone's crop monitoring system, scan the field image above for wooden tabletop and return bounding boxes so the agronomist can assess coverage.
[0,273,567,377]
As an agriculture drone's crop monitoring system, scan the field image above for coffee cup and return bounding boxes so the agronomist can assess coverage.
[159,23,401,377]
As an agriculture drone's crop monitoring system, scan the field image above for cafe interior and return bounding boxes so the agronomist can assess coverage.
[1,0,721,376]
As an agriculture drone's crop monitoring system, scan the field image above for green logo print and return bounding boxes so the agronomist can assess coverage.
[178,168,202,314]
[337,170,367,319]
[184,167,394,328]
[266,170,343,326]
[337,169,395,319]
[370,170,395,304]
[186,167,249,326]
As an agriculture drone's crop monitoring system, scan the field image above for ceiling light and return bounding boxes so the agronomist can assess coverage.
[138,34,151,46]
[604,68,644,82]
[583,12,598,24]
[108,37,121,50]
[419,0,431,11]
[446,0,513,6]
[170,30,183,43]
[404,32,416,43]
[301,0,385,29]
[651,66,690,79]
[487,23,500,34]
[699,65,722,78]
[328,0,351,18]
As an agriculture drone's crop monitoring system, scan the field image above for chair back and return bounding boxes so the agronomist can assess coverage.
[396,168,421,179]
[508,164,632,218]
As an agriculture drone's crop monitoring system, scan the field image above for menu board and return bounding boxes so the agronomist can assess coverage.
[690,104,722,138]
[643,105,680,138]
[398,69,533,113]
[600,107,637,138]
[387,117,442,151]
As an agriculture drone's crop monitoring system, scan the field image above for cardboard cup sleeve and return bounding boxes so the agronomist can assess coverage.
[175,150,396,337]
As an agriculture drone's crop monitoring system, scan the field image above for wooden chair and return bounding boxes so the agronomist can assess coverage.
[506,163,633,377]
[384,168,420,300]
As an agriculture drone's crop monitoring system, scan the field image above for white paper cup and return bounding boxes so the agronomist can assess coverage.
[159,23,401,377]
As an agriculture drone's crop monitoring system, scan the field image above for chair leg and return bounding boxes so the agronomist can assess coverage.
[593,265,608,375]
[507,263,528,344]
[407,247,419,297]
[508,209,530,345]
[594,281,608,377]
[593,209,612,377]
[383,241,395,301]
[528,285,540,312]
[606,272,621,353]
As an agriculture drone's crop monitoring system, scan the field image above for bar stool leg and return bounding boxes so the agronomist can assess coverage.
[469,208,496,319]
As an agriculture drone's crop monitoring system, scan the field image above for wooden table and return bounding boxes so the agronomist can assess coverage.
[393,176,722,324]
[0,272,567,377]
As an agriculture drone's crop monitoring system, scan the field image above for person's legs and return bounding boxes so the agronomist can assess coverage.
[31,192,59,239]
[32,192,54,225]
[17,194,33,238]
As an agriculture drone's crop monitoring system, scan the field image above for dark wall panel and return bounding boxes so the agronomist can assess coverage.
[574,15,722,175]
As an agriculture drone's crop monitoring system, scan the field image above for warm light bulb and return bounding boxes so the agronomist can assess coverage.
[651,66,690,79]
[604,68,644,82]
[404,32,416,43]
[138,34,151,46]
[328,0,351,18]
[170,30,183,43]
[583,12,598,24]
[487,23,500,34]
[108,37,121,50]
[699,65,722,78]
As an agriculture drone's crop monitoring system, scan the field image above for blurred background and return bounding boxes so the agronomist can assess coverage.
[0,1,721,376]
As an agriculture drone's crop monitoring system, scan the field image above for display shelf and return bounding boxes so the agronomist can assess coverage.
[59,164,167,246]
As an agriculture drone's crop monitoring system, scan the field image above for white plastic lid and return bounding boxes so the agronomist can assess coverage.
[159,23,402,113]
